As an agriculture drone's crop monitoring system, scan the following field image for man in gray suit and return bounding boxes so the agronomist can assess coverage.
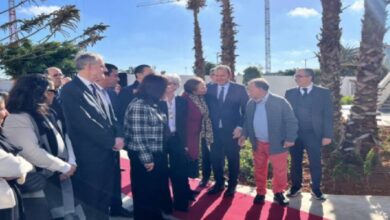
[239,78,298,206]
[285,68,333,201]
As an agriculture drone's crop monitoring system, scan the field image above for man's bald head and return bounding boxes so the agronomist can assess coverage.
[45,67,63,89]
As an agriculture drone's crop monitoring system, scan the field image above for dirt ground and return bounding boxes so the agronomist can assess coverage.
[317,128,390,196]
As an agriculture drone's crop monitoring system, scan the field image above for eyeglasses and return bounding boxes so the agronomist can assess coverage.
[294,75,309,79]
[47,89,57,94]
[52,73,64,78]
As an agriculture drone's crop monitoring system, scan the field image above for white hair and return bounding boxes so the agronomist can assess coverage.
[75,52,104,71]
[165,74,182,86]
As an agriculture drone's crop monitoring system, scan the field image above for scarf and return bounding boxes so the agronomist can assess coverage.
[188,94,214,147]
[0,129,22,155]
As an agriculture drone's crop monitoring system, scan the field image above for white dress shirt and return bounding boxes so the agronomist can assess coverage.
[299,83,313,95]
[165,97,176,133]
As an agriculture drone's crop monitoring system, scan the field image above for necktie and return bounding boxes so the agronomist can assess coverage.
[90,84,108,117]
[302,88,308,96]
[90,84,98,97]
[218,86,225,105]
[217,86,224,128]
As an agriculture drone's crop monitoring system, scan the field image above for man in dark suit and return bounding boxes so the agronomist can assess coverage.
[285,68,333,201]
[95,63,132,217]
[117,64,154,125]
[45,67,65,122]
[103,64,121,118]
[206,65,249,197]
[60,52,124,220]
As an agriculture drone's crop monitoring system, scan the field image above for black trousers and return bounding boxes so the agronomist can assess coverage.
[166,134,191,208]
[129,150,172,220]
[110,152,123,212]
[23,197,51,220]
[201,138,211,181]
[210,128,240,188]
[0,208,15,220]
[0,188,20,220]
[73,158,115,220]
[289,130,322,191]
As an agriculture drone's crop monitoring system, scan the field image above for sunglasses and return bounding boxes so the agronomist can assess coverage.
[47,89,57,94]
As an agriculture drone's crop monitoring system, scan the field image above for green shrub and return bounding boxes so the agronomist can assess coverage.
[238,140,255,185]
[341,96,353,105]
[363,148,378,176]
[330,151,363,180]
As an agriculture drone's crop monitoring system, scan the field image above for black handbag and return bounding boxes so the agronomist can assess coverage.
[18,172,47,193]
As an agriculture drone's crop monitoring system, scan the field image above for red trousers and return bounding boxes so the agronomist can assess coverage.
[253,141,288,195]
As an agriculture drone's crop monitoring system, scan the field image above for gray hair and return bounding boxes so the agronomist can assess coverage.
[75,52,103,71]
[248,78,269,91]
[165,74,181,87]
[214,65,232,75]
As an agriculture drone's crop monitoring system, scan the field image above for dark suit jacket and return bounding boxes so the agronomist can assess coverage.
[117,81,139,125]
[51,93,64,123]
[106,88,120,119]
[60,77,117,183]
[206,82,249,132]
[285,85,333,139]
[160,96,187,150]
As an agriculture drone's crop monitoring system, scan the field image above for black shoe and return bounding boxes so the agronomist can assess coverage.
[311,190,326,201]
[188,193,196,201]
[190,189,200,195]
[286,187,301,198]
[188,190,199,201]
[198,179,209,188]
[253,194,265,204]
[110,207,133,217]
[273,193,289,206]
[223,186,236,197]
[207,184,225,195]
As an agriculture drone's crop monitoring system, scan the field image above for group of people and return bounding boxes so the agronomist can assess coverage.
[0,51,333,220]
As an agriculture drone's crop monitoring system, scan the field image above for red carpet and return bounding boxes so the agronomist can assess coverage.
[120,158,327,220]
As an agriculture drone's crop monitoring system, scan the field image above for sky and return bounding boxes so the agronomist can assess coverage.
[1,0,390,75]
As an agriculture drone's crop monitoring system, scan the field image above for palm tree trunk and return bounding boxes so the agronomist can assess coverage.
[318,0,343,145]
[341,0,388,158]
[219,0,237,80]
[193,9,206,79]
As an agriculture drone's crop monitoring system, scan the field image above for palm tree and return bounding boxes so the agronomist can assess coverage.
[318,0,343,144]
[217,0,237,80]
[187,0,206,79]
[341,0,388,158]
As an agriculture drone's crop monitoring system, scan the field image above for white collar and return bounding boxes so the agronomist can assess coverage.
[299,83,313,94]
[77,75,94,88]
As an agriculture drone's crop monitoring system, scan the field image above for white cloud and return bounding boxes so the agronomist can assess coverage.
[350,0,364,12]
[173,0,187,7]
[288,7,320,18]
[20,5,60,16]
